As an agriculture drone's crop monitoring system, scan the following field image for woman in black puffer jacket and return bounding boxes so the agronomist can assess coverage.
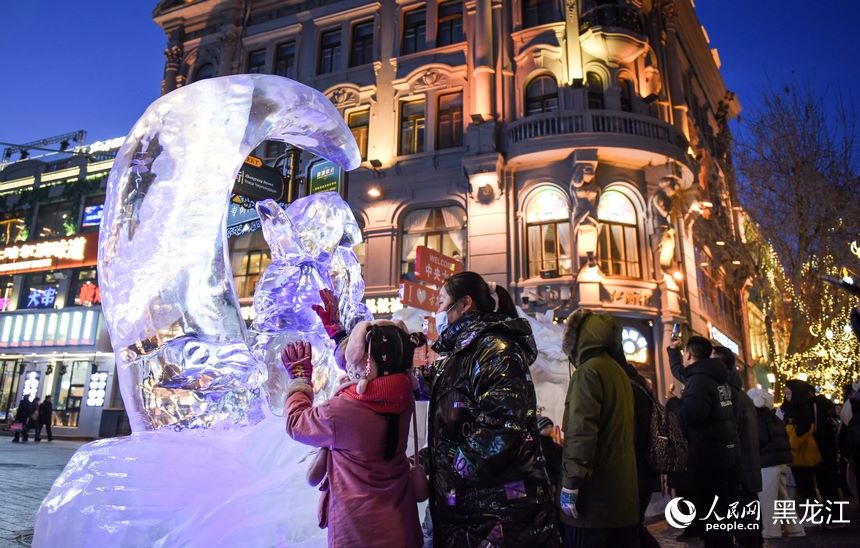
[749,388,805,539]
[421,272,558,547]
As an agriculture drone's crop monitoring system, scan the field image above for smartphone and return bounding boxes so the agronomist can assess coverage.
[671,323,681,341]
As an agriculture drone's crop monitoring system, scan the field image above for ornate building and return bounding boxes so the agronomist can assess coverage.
[153,0,750,394]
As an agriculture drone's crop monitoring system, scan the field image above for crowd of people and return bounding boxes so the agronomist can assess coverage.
[10,394,53,443]
[279,279,860,547]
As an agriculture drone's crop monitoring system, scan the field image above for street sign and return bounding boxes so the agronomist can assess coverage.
[308,159,347,198]
[234,155,285,201]
[400,281,439,311]
[414,246,464,285]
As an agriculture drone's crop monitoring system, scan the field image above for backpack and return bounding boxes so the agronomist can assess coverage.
[633,382,688,473]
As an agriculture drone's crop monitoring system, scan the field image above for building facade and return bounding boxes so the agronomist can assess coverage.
[0,138,126,438]
[153,0,751,396]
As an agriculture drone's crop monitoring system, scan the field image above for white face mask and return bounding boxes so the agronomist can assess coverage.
[435,301,458,337]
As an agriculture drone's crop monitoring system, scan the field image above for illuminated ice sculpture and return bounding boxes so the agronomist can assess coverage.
[33,75,361,547]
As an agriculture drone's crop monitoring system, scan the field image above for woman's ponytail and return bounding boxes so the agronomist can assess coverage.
[493,285,517,319]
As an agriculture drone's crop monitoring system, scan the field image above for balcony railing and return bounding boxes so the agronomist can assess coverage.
[504,109,688,152]
[579,4,644,35]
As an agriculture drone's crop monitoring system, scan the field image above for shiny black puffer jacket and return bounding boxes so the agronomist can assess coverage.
[424,313,558,547]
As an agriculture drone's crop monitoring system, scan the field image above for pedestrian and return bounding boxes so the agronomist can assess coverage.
[839,378,860,503]
[424,271,558,547]
[537,415,563,502]
[851,301,859,341]
[712,346,762,547]
[283,288,423,547]
[613,344,660,548]
[559,310,639,547]
[666,335,739,548]
[36,395,53,442]
[781,379,840,506]
[11,397,31,443]
[748,388,805,539]
[28,397,41,439]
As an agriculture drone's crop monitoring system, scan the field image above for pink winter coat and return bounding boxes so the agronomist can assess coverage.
[285,391,422,547]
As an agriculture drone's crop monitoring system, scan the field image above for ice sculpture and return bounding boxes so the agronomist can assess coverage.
[33,75,361,547]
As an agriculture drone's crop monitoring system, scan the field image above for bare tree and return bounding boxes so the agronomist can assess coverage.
[735,83,860,355]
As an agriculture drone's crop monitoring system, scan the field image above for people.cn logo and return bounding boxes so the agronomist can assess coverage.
[665,497,697,528]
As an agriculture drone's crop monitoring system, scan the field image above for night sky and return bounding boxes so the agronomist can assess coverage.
[1,1,858,146]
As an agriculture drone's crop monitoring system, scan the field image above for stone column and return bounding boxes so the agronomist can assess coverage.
[162,45,183,96]
[662,1,688,138]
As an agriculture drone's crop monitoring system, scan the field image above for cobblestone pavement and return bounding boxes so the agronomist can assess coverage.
[648,503,860,547]
[0,437,85,547]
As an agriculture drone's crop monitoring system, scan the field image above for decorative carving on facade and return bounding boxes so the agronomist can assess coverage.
[328,87,360,108]
[648,176,679,267]
[569,153,599,227]
[609,289,654,307]
[565,0,577,18]
[412,70,449,92]
[661,0,678,32]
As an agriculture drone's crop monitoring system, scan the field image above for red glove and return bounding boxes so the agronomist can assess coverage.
[282,341,313,385]
[312,289,344,339]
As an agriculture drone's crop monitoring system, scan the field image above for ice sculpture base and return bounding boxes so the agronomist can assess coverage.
[33,418,326,548]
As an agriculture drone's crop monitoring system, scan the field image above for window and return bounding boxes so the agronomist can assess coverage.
[52,361,88,427]
[19,272,61,310]
[348,110,370,161]
[0,277,13,312]
[354,215,366,270]
[619,77,633,112]
[71,269,100,307]
[0,214,25,245]
[597,190,641,278]
[274,41,296,78]
[525,75,559,115]
[81,195,104,233]
[247,49,266,73]
[318,29,341,74]
[402,8,426,55]
[525,187,571,278]
[229,232,272,299]
[695,246,744,337]
[437,1,464,46]
[0,359,22,421]
[399,99,426,156]
[436,93,463,149]
[522,0,559,28]
[400,206,466,279]
[587,72,604,110]
[350,21,374,67]
[34,200,73,240]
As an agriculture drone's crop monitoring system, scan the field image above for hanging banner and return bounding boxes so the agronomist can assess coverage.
[414,246,464,286]
[400,281,440,312]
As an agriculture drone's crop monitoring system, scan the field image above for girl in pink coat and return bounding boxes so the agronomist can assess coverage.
[282,303,423,547]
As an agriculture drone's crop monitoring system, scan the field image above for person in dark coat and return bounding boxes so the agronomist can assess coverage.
[36,395,53,442]
[559,311,639,547]
[537,416,563,501]
[11,397,31,443]
[781,379,840,505]
[748,388,805,539]
[423,272,558,547]
[666,336,739,548]
[711,346,762,547]
[612,345,660,548]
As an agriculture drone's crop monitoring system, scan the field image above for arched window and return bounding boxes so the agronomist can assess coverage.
[597,189,641,278]
[587,72,604,110]
[619,77,633,112]
[525,75,559,115]
[400,205,466,279]
[525,187,571,278]
[193,63,216,81]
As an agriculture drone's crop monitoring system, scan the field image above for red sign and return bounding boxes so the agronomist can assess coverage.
[414,246,463,286]
[400,281,440,311]
[0,233,99,276]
